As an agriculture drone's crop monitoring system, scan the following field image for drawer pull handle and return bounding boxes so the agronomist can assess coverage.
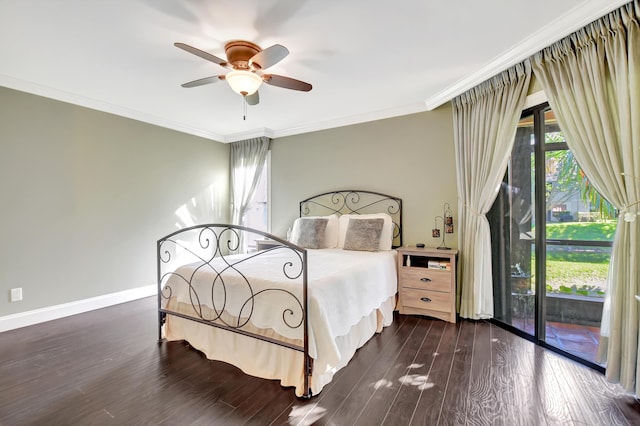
[420,277,432,282]
[420,297,432,303]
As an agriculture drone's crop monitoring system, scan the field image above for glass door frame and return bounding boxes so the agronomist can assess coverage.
[533,104,547,343]
[492,102,608,373]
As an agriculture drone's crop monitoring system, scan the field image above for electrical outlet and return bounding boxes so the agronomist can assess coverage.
[10,288,23,302]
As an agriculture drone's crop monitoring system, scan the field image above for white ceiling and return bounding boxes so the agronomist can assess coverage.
[0,0,628,143]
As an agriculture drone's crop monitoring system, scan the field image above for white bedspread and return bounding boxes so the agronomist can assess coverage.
[162,248,397,367]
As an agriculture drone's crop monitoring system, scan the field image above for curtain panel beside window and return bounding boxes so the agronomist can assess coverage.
[229,136,271,227]
[531,0,640,395]
[452,61,532,320]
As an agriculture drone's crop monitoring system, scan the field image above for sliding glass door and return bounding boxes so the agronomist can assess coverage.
[489,111,536,334]
[489,103,615,367]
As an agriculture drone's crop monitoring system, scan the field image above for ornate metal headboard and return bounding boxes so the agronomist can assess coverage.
[299,190,403,248]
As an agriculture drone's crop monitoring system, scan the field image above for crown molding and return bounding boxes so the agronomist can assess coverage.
[221,102,427,142]
[0,73,226,143]
[2,72,426,143]
[204,100,428,142]
[223,127,275,143]
[423,0,630,110]
[271,102,428,139]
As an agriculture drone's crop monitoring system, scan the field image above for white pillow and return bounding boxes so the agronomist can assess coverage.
[290,214,339,249]
[338,213,393,250]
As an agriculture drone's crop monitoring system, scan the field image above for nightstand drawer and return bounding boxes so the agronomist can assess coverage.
[399,267,451,293]
[402,288,452,314]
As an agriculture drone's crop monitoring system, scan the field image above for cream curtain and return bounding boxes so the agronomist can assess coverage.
[230,136,270,227]
[531,1,640,394]
[453,61,532,319]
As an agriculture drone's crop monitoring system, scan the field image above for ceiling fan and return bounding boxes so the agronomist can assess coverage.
[175,40,312,106]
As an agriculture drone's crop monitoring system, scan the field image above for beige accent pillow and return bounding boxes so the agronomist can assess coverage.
[290,217,328,249]
[343,218,384,252]
[291,214,339,248]
[338,213,394,250]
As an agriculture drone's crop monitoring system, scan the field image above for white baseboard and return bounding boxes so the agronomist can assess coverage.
[0,284,157,333]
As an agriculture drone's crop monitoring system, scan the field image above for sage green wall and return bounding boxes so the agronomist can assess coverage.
[270,105,457,248]
[0,87,229,316]
[0,87,454,317]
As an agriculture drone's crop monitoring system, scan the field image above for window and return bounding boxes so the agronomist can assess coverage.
[243,151,270,246]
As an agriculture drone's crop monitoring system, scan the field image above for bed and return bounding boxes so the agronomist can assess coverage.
[157,190,402,398]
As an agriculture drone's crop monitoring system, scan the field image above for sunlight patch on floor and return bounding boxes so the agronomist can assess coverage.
[371,378,394,390]
[399,374,434,391]
[289,404,327,426]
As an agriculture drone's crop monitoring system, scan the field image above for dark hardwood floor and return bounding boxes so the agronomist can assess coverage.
[1,296,639,425]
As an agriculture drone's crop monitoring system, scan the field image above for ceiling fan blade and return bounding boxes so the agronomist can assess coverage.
[263,74,312,92]
[181,76,223,88]
[174,42,228,68]
[249,44,289,70]
[245,91,260,105]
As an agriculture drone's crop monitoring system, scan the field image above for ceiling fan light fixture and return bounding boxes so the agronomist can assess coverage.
[226,70,262,96]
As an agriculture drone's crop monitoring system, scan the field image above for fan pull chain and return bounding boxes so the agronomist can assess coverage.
[243,96,248,120]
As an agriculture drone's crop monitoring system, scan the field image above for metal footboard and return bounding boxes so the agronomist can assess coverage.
[157,224,312,398]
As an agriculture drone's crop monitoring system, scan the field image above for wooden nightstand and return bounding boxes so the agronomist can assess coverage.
[396,246,458,323]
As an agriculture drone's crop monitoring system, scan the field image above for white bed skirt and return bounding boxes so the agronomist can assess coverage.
[163,295,396,397]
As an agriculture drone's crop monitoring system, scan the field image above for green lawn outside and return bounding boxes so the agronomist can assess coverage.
[545,220,617,241]
[536,220,615,296]
[546,260,608,294]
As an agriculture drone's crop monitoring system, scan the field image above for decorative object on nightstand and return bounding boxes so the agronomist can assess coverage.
[432,202,454,250]
[256,239,282,251]
[397,246,458,323]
